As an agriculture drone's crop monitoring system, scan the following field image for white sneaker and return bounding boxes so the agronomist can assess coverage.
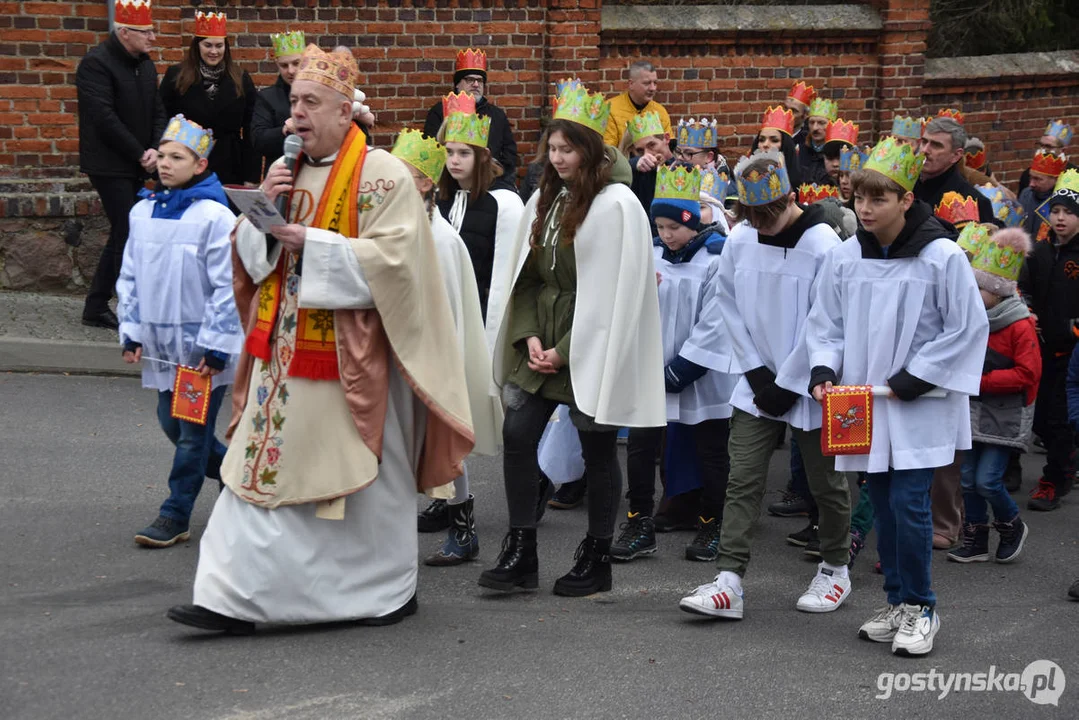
[891,603,940,656]
[796,563,851,613]
[678,575,744,619]
[859,604,902,643]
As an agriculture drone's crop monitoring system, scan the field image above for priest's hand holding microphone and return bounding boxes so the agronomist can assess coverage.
[261,134,306,254]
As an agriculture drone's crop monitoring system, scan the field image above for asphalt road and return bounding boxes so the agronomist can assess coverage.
[1,373,1077,719]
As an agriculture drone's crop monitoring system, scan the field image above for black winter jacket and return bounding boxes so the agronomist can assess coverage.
[250,75,291,172]
[76,34,166,178]
[914,162,996,225]
[1018,232,1079,355]
[437,190,499,319]
[424,95,519,192]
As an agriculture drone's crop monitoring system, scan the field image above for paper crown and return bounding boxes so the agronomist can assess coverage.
[553,84,610,136]
[808,98,838,122]
[271,30,305,59]
[970,227,1031,287]
[934,191,981,228]
[787,81,816,107]
[798,183,840,205]
[114,0,152,30]
[628,111,666,144]
[160,114,214,159]
[700,165,730,204]
[977,184,1027,228]
[956,222,993,258]
[840,145,869,173]
[1044,120,1073,147]
[455,48,487,74]
[864,136,925,192]
[442,91,476,118]
[734,150,791,207]
[391,128,446,183]
[890,115,925,141]
[655,164,702,203]
[825,119,858,148]
[1031,149,1068,177]
[761,106,795,137]
[965,148,987,171]
[296,45,360,99]
[194,11,226,38]
[442,111,490,147]
[677,118,718,149]
[552,78,581,112]
[1036,168,1079,225]
[937,108,964,125]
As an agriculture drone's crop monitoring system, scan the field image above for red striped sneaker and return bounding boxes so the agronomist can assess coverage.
[678,575,744,619]
[796,563,852,613]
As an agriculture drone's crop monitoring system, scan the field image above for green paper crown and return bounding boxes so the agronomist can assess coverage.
[271,30,305,59]
[808,97,838,122]
[627,111,665,144]
[655,165,702,203]
[391,128,446,183]
[443,111,491,148]
[863,136,925,192]
[957,222,992,259]
[553,85,611,136]
[971,238,1025,284]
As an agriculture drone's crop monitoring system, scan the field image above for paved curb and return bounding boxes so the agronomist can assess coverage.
[0,336,139,377]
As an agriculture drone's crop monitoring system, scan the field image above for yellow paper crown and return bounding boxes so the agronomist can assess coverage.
[863,136,925,192]
[808,98,838,122]
[628,111,665,144]
[654,164,702,203]
[391,129,447,183]
[956,222,993,259]
[296,45,359,99]
[442,111,491,148]
[553,85,611,136]
[271,30,305,59]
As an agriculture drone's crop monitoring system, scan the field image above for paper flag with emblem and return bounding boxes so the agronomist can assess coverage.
[821,386,873,456]
[171,366,211,425]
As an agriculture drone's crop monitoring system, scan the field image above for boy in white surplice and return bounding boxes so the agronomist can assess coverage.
[806,137,988,657]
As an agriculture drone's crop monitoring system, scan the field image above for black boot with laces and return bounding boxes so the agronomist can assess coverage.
[553,535,612,597]
[477,528,538,592]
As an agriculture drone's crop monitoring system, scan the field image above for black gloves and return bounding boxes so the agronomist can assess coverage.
[665,355,708,394]
[746,365,799,417]
[887,369,936,401]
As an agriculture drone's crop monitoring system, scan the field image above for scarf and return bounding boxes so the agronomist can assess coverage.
[987,294,1031,333]
[448,189,469,233]
[539,186,569,270]
[199,61,225,100]
[139,170,228,220]
[244,124,368,380]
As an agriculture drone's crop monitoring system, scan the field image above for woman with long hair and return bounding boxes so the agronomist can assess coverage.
[750,106,803,188]
[478,85,665,598]
[160,12,258,186]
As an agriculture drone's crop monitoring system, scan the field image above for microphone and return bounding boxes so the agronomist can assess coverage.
[276,134,304,219]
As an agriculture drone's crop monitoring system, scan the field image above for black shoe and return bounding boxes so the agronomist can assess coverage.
[1069,579,1079,600]
[354,594,418,626]
[535,473,556,524]
[167,604,255,635]
[685,516,722,562]
[767,491,812,518]
[787,522,818,548]
[134,516,190,548]
[478,528,538,592]
[417,498,450,533]
[947,522,989,563]
[610,512,657,561]
[802,533,822,559]
[654,492,699,532]
[548,479,586,509]
[81,308,119,330]
[553,535,612,597]
[1028,479,1062,512]
[993,515,1028,563]
[1003,454,1022,493]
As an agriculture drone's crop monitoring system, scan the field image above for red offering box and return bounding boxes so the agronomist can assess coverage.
[171,366,211,426]
[821,385,873,456]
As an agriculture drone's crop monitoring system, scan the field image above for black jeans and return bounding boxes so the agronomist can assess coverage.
[1034,352,1075,488]
[84,175,141,316]
[502,387,622,539]
[626,418,730,520]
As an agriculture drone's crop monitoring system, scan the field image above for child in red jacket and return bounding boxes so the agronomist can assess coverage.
[949,226,1041,564]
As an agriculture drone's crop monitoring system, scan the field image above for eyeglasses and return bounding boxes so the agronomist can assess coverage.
[677,148,707,160]
[122,27,155,36]
[461,76,485,86]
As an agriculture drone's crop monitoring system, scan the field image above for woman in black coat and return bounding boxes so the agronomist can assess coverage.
[160,32,258,186]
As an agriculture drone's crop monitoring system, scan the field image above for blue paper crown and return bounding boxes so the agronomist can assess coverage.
[160,114,214,159]
[734,151,791,207]
[839,145,869,173]
[676,118,718,150]
[976,184,1026,228]
[555,78,581,97]
[699,165,730,204]
[890,115,924,141]
[1045,120,1073,147]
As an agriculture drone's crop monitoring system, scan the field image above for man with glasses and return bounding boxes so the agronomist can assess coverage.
[76,0,166,329]
[423,47,519,192]
[1017,121,1075,195]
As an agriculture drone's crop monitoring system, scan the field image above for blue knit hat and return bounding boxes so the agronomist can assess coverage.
[651,197,701,230]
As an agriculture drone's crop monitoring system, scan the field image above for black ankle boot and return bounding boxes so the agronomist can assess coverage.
[553,535,612,597]
[477,528,538,592]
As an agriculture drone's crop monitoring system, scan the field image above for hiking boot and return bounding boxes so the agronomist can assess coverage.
[1028,478,1061,511]
[803,533,822,559]
[1069,579,1079,600]
[654,492,699,532]
[685,516,723,562]
[548,478,586,509]
[167,604,254,635]
[678,573,744,620]
[477,528,538,593]
[610,512,657,562]
[1003,453,1022,493]
[848,530,865,569]
[787,522,818,548]
[417,498,449,533]
[796,563,851,613]
[892,604,940,656]
[767,491,812,518]
[553,536,612,597]
[947,522,989,563]
[425,496,479,566]
[134,516,190,548]
[858,604,902,643]
[535,473,556,524]
[992,515,1028,563]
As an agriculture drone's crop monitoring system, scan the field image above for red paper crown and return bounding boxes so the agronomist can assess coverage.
[1031,149,1068,177]
[825,118,858,147]
[787,81,815,107]
[798,183,841,205]
[114,0,152,30]
[965,148,987,171]
[455,48,487,74]
[442,91,476,117]
[934,191,980,227]
[194,11,226,39]
[761,106,795,137]
[937,108,965,125]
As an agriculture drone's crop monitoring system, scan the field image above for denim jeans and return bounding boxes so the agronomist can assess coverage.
[866,467,935,608]
[961,442,1020,525]
[156,384,228,524]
